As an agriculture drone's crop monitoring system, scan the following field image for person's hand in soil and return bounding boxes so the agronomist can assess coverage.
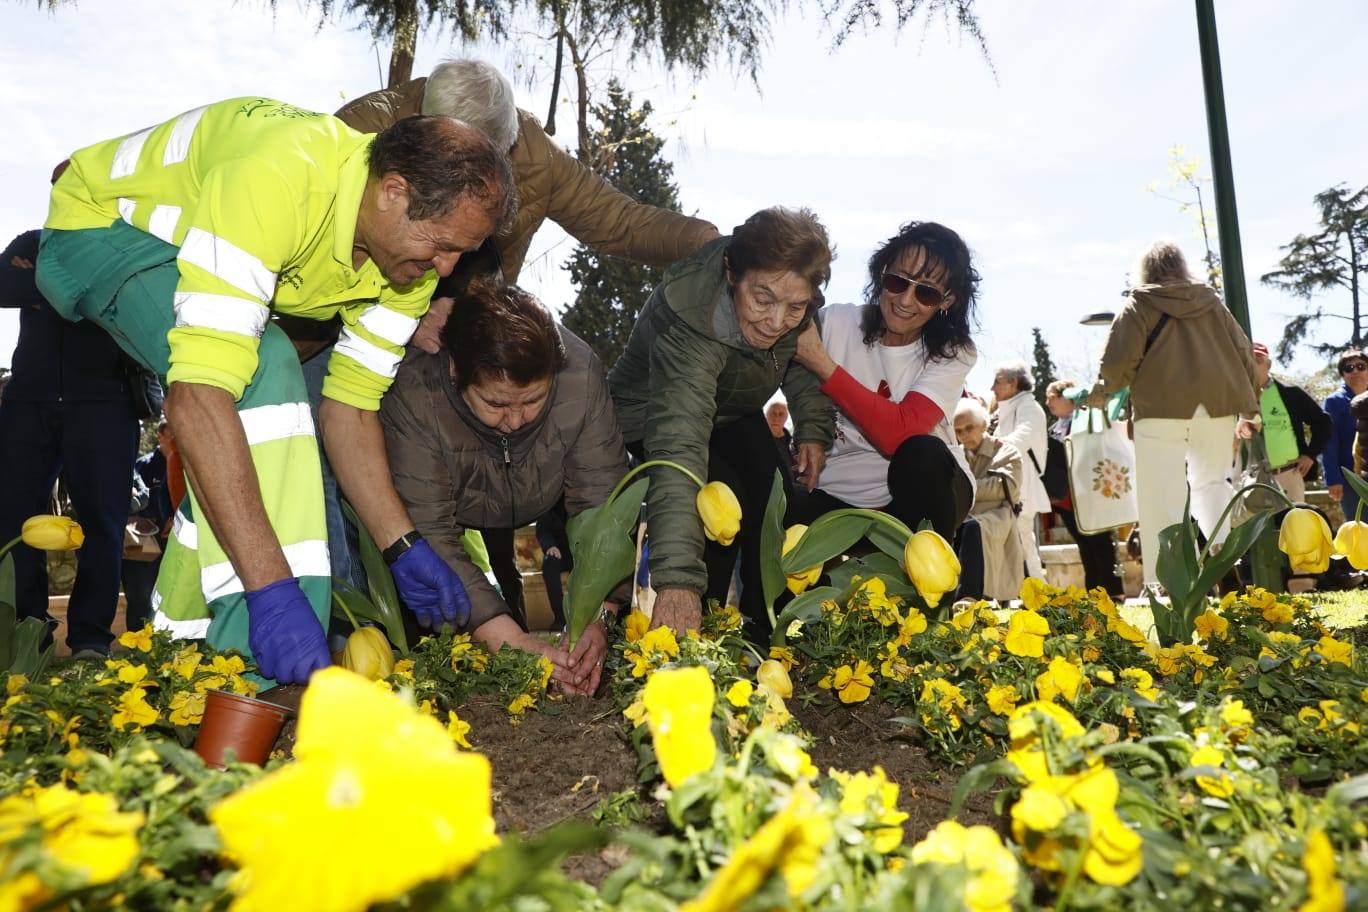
[475,616,577,689]
[651,588,702,634]
[558,614,610,696]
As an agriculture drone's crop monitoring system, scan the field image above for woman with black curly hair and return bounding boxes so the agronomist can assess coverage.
[788,221,980,539]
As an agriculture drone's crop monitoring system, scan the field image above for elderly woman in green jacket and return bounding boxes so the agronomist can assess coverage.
[608,207,836,639]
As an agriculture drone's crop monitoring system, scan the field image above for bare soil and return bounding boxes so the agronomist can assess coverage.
[791,697,1001,841]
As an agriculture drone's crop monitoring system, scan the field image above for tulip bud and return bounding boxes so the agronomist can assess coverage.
[1333,520,1368,570]
[756,659,793,698]
[337,627,396,680]
[781,524,821,594]
[1278,508,1334,574]
[21,515,85,552]
[903,529,960,609]
[696,481,742,546]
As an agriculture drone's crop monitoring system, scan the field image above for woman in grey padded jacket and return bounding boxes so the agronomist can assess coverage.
[380,281,629,695]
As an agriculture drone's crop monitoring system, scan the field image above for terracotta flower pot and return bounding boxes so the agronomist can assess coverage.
[193,689,291,769]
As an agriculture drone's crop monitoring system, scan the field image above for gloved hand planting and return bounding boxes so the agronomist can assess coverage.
[391,538,472,629]
[243,577,332,684]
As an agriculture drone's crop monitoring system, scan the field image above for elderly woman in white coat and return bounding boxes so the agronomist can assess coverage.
[991,360,1049,579]
[954,399,1027,600]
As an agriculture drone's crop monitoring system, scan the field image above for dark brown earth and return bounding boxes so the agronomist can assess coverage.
[260,685,641,884]
[791,697,1000,841]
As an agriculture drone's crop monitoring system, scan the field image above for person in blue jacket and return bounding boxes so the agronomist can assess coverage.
[0,230,140,657]
[1323,349,1368,522]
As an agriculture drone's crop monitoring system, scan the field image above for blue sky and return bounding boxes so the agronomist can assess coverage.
[2,0,1364,395]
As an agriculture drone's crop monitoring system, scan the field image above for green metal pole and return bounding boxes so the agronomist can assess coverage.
[1194,0,1251,335]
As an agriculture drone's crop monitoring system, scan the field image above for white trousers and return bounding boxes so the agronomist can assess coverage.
[1133,407,1237,585]
[1018,511,1046,579]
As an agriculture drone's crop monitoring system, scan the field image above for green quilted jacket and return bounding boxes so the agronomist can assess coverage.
[607,237,835,593]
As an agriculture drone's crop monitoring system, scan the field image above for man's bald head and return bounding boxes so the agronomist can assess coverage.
[369,115,516,229]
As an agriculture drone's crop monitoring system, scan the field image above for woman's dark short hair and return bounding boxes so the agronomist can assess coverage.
[860,221,979,361]
[442,281,566,389]
[723,207,833,296]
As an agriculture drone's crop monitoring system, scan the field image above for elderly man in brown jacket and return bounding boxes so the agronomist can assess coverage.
[336,58,720,289]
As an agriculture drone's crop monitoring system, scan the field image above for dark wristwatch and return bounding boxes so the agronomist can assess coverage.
[382,530,423,565]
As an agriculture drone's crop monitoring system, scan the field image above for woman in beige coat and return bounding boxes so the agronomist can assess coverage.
[954,399,1027,601]
[1090,241,1259,588]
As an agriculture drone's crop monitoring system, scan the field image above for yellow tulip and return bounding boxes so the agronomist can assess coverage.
[756,659,793,698]
[1278,508,1333,573]
[20,515,84,551]
[902,529,960,608]
[1333,520,1368,570]
[337,627,396,681]
[696,481,742,546]
[781,524,822,594]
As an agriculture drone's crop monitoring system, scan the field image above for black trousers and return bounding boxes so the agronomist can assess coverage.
[630,413,792,641]
[1055,505,1123,595]
[542,548,571,630]
[0,398,139,652]
[788,435,974,536]
[120,552,163,632]
[479,527,526,631]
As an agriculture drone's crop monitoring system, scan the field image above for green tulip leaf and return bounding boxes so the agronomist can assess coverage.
[758,469,788,621]
[780,511,874,574]
[340,499,408,652]
[1341,465,1368,504]
[565,478,649,647]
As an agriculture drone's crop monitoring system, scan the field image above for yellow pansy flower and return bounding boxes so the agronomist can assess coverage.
[834,766,909,854]
[0,783,143,887]
[1004,609,1050,658]
[832,660,875,704]
[1220,699,1254,729]
[1188,745,1235,798]
[209,667,499,912]
[1315,635,1353,666]
[111,688,158,732]
[985,684,1020,716]
[765,733,817,781]
[1119,667,1159,701]
[445,711,472,749]
[643,665,717,787]
[680,783,830,911]
[117,624,155,652]
[768,645,797,671]
[623,610,651,643]
[910,820,1019,912]
[507,693,536,716]
[726,680,754,708]
[1299,830,1346,912]
[1194,608,1230,642]
[1035,656,1084,703]
[168,691,206,727]
[1020,577,1055,611]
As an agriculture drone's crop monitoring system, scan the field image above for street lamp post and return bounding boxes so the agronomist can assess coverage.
[1195,0,1252,336]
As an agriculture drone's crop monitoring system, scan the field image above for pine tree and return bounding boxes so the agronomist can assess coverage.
[1261,184,1368,361]
[561,81,684,367]
[1031,327,1056,409]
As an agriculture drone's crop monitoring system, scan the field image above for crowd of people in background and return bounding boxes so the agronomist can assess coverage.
[3,57,1363,690]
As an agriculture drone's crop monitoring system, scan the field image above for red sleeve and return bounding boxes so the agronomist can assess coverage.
[821,366,946,458]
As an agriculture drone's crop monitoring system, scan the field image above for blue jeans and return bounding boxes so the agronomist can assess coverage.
[301,346,367,591]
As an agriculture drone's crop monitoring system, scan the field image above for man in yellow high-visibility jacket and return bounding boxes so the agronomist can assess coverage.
[37,98,515,685]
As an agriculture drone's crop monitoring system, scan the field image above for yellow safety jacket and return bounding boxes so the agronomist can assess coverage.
[45,97,434,410]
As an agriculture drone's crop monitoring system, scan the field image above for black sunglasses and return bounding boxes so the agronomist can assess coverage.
[880,269,949,308]
[1342,361,1368,374]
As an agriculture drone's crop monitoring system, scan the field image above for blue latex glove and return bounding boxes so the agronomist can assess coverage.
[391,538,472,629]
[243,577,331,684]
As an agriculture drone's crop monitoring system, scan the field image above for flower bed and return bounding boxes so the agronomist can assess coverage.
[2,575,1366,911]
